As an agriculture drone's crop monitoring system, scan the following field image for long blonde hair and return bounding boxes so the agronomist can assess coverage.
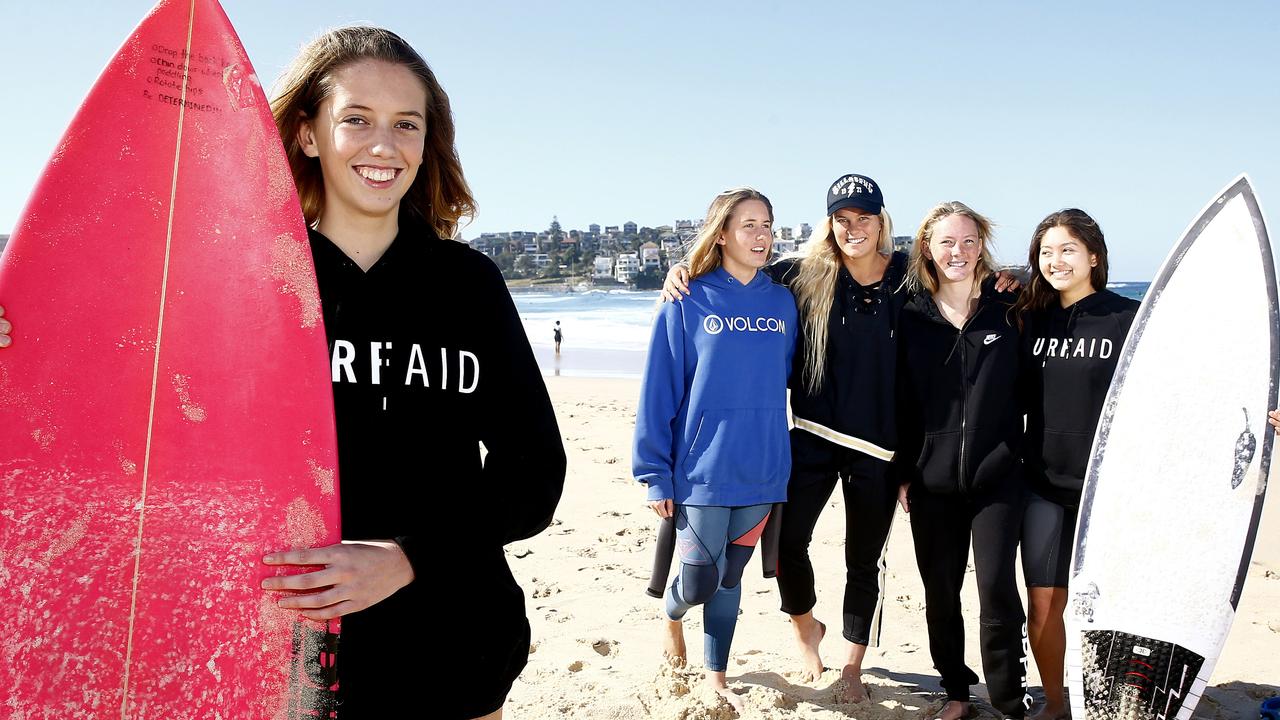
[905,201,997,295]
[271,26,476,239]
[788,209,894,394]
[684,187,774,280]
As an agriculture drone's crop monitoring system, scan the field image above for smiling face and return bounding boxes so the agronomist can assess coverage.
[1038,225,1098,302]
[925,213,983,285]
[832,208,882,261]
[298,59,428,226]
[716,199,773,281]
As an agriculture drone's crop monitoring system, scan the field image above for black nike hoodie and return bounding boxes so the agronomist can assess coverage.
[1021,289,1138,506]
[895,276,1023,495]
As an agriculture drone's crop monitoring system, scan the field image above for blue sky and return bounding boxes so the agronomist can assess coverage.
[1,0,1277,280]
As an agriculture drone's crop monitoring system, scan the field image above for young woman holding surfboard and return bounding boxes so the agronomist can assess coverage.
[1013,209,1137,720]
[663,177,1018,702]
[257,27,566,719]
[635,187,797,713]
[0,28,562,719]
[894,201,1029,720]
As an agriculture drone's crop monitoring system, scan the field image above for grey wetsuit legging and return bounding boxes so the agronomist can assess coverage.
[664,503,771,672]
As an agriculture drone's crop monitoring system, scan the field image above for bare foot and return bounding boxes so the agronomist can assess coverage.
[661,618,686,667]
[837,665,869,703]
[708,671,744,716]
[789,613,826,681]
[931,700,971,720]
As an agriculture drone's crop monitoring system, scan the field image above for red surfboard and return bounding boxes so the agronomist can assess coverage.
[0,1,341,716]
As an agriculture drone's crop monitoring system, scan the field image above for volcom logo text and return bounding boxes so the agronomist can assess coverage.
[702,315,787,335]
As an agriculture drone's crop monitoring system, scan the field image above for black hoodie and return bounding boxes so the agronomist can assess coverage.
[895,277,1023,495]
[770,251,909,466]
[308,220,566,655]
[1021,289,1138,506]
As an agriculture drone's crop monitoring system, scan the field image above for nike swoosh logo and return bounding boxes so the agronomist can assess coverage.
[984,334,1001,345]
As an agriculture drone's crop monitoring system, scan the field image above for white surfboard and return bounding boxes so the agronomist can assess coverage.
[1065,175,1276,720]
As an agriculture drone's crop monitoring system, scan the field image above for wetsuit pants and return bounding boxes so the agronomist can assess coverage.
[1020,491,1079,588]
[909,480,1031,718]
[776,429,897,646]
[665,504,771,672]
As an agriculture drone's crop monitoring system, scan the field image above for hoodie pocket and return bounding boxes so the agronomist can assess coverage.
[916,431,960,493]
[971,438,1019,492]
[683,408,789,487]
[1041,429,1092,491]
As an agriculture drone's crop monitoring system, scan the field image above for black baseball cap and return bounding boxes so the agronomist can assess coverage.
[826,174,884,216]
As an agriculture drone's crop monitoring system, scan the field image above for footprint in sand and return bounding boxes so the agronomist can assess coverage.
[588,638,618,657]
[545,609,573,624]
[532,581,560,598]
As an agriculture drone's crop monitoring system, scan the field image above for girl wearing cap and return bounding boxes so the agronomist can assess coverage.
[895,201,1028,720]
[1013,209,1137,720]
[635,187,797,713]
[663,174,1001,702]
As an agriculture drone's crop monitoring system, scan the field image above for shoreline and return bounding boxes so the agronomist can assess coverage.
[506,376,1280,719]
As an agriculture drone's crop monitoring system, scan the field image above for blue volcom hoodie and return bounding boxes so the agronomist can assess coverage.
[633,266,798,506]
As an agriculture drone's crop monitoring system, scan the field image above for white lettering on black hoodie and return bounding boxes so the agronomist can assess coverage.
[308,220,566,649]
[1021,289,1138,506]
[895,277,1023,495]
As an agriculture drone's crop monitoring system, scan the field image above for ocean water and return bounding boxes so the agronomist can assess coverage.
[513,282,1152,378]
[1107,281,1150,302]
[513,289,660,378]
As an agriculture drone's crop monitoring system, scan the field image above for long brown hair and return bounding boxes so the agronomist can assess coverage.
[905,201,997,295]
[270,26,476,239]
[1013,208,1110,328]
[684,188,774,280]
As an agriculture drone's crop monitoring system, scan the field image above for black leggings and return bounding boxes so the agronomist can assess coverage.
[910,481,1031,718]
[776,429,897,646]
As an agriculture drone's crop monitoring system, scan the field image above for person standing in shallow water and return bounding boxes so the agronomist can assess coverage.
[635,187,796,714]
[554,320,563,354]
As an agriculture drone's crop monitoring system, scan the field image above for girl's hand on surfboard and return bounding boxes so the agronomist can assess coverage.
[649,498,674,519]
[660,265,690,303]
[896,483,911,514]
[993,270,1021,293]
[260,540,415,620]
[1269,409,1280,435]
[0,305,11,348]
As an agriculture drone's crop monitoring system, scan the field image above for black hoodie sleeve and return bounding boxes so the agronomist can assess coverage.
[477,259,567,545]
[396,256,566,570]
[892,308,924,488]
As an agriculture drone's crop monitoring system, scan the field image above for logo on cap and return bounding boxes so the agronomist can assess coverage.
[831,175,876,197]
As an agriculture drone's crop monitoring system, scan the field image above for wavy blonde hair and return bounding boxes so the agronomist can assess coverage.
[905,201,997,295]
[788,208,894,394]
[271,26,476,239]
[684,187,774,280]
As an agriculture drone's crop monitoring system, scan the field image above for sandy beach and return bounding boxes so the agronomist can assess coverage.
[502,376,1280,720]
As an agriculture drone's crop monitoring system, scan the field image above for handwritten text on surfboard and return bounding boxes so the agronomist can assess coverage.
[138,43,257,113]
